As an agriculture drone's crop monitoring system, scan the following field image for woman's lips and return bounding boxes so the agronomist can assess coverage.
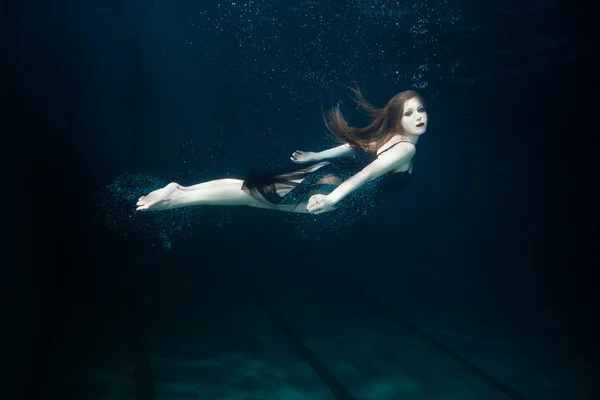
[416,123,425,127]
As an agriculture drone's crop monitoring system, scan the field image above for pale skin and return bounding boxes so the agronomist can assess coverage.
[136,98,427,215]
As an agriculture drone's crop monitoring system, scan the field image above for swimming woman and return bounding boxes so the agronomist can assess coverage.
[136,88,427,216]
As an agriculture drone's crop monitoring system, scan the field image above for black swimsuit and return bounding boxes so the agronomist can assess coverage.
[242,141,413,216]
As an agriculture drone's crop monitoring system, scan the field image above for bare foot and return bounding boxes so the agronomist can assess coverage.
[136,182,180,211]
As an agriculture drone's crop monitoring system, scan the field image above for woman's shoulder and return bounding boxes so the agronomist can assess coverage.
[377,135,414,155]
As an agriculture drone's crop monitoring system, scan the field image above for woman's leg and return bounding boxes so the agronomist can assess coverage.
[178,178,240,191]
[136,179,308,213]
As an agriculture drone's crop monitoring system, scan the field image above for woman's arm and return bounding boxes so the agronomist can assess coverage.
[306,142,415,214]
[291,144,356,164]
[315,144,356,160]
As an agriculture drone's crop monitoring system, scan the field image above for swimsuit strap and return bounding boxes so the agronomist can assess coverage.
[377,140,412,156]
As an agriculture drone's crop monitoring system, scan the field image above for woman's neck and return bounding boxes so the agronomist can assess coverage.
[402,133,419,145]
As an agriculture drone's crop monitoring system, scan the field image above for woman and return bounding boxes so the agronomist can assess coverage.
[136,88,427,216]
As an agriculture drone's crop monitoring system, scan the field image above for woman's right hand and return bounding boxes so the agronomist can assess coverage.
[290,150,319,164]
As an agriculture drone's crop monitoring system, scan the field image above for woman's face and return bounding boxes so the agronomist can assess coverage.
[400,98,427,135]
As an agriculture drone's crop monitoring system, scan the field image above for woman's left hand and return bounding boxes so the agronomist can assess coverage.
[306,194,336,214]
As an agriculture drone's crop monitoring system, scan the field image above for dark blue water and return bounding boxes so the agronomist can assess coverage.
[5,0,596,399]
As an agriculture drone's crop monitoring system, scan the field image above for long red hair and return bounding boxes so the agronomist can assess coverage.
[325,88,423,153]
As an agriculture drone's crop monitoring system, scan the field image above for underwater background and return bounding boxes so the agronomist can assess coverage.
[5,0,597,399]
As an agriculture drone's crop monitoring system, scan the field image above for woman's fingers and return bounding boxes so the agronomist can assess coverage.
[306,199,315,212]
[306,195,326,213]
[291,150,306,163]
[308,205,323,214]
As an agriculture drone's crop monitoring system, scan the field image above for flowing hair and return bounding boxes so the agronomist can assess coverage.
[325,87,423,153]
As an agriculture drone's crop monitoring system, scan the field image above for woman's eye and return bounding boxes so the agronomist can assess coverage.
[418,107,426,113]
[404,111,412,116]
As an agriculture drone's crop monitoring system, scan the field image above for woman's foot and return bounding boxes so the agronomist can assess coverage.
[136,182,180,211]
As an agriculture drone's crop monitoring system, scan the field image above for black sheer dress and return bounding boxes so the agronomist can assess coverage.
[241,141,413,218]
